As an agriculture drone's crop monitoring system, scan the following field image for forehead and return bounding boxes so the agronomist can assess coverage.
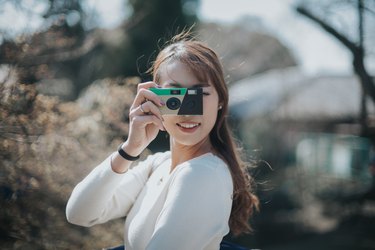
[157,60,209,86]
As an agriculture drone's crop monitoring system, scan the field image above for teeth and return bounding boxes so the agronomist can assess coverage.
[178,123,199,128]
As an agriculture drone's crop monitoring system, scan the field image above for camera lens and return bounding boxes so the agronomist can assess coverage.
[166,97,181,110]
[186,100,195,109]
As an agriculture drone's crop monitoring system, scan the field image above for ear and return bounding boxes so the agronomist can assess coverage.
[218,104,223,110]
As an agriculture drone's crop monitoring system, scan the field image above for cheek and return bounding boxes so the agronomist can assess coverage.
[203,98,219,126]
[204,109,218,126]
[203,94,219,114]
[162,116,175,130]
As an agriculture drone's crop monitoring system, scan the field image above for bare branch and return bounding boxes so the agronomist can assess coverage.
[296,6,359,54]
[23,33,98,65]
[0,11,147,67]
[296,3,375,131]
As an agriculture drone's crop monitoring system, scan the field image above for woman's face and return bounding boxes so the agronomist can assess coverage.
[158,60,220,149]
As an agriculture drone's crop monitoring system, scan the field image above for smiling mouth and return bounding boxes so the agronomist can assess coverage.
[177,122,201,129]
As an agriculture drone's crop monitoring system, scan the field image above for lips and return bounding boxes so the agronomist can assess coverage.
[177,122,200,129]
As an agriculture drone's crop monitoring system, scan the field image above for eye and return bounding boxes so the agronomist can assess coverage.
[203,92,210,96]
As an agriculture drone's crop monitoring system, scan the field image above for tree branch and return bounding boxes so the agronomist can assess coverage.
[296,4,375,117]
[23,34,97,66]
[296,6,359,54]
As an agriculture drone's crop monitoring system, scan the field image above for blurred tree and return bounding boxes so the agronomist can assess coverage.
[0,0,198,98]
[198,22,297,84]
[296,0,375,139]
[113,0,198,80]
[0,0,98,91]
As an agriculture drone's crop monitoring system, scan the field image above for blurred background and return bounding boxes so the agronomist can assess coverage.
[1,0,374,249]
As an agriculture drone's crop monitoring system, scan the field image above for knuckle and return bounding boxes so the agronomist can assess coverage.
[129,108,137,117]
[137,82,147,91]
[131,115,142,123]
[137,81,155,91]
[142,101,149,108]
[138,88,146,95]
[130,116,137,123]
[152,115,160,122]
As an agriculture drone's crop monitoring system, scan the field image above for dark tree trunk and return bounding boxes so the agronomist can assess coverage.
[296,4,375,137]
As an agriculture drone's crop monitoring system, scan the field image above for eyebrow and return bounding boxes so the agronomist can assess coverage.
[166,82,210,88]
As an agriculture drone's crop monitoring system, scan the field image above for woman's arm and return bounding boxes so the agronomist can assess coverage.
[66,153,157,227]
[66,81,165,226]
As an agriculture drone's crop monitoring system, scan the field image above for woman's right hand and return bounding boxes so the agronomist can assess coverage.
[121,82,165,157]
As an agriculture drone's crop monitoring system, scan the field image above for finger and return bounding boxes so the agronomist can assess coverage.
[133,88,165,108]
[131,114,165,131]
[137,81,158,92]
[129,102,163,123]
[139,101,163,121]
[139,102,148,114]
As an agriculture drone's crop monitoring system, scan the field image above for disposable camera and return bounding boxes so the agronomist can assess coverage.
[150,87,203,115]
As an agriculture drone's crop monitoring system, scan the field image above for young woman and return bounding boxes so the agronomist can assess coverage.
[66,33,259,250]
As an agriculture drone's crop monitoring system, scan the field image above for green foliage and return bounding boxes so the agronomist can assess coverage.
[121,0,198,79]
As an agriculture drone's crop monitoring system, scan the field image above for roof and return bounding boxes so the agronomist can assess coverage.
[228,67,374,121]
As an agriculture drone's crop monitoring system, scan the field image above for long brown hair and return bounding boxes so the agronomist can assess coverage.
[150,33,259,236]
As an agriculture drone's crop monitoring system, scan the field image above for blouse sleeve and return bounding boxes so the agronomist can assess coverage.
[146,158,233,250]
[66,152,161,227]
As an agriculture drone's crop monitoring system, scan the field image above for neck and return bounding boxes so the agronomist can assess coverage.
[169,137,212,172]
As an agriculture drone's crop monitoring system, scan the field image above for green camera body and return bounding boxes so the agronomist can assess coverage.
[150,87,203,115]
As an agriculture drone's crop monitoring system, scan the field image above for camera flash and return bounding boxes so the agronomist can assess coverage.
[188,89,197,95]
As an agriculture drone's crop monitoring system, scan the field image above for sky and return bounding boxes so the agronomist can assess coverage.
[198,0,354,76]
[1,0,373,76]
[87,0,356,75]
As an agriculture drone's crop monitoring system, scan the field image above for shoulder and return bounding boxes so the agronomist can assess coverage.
[184,153,231,177]
[172,153,233,193]
[165,153,233,220]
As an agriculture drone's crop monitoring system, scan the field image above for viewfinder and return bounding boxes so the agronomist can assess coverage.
[171,89,181,95]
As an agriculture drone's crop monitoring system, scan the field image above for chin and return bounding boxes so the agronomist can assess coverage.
[171,134,210,148]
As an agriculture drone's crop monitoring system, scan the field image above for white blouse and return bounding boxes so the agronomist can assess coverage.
[66,151,233,250]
